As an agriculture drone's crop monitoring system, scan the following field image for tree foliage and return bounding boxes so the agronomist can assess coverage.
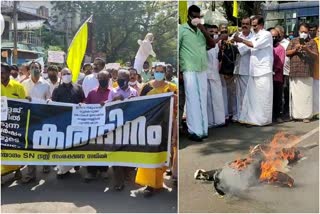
[51,1,177,67]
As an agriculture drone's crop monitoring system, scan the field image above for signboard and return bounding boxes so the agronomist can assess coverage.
[48,51,65,63]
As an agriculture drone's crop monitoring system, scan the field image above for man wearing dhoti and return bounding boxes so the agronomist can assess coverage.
[286,23,318,122]
[204,24,225,127]
[134,33,156,74]
[179,5,216,141]
[232,17,253,121]
[233,15,274,126]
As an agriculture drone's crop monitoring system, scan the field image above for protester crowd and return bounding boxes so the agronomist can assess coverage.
[1,57,178,197]
[179,5,319,142]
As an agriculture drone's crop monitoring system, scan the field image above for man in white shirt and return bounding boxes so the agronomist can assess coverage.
[46,65,60,95]
[82,57,105,97]
[205,24,225,127]
[233,15,274,126]
[275,25,290,120]
[232,17,253,121]
[21,61,51,183]
[22,62,51,102]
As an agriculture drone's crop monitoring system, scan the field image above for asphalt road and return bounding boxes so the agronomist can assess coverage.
[179,120,319,213]
[1,167,177,213]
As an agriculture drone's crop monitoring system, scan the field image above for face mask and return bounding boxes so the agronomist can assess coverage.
[250,28,255,34]
[273,38,279,46]
[289,35,294,40]
[117,79,128,89]
[62,75,72,84]
[48,74,57,82]
[128,80,138,86]
[191,18,201,27]
[154,72,165,81]
[99,79,108,88]
[213,34,219,39]
[299,32,308,40]
[31,69,41,77]
[42,73,48,79]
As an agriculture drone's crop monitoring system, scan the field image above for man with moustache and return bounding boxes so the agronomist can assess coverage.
[82,57,106,97]
[46,65,60,95]
[232,17,253,122]
[233,15,274,126]
[179,5,215,141]
[128,68,142,94]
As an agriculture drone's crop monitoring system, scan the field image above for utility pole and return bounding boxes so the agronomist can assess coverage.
[13,1,18,64]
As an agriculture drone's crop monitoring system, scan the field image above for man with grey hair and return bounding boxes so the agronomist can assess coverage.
[275,25,290,120]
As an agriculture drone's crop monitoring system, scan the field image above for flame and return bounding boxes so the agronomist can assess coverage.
[229,132,302,187]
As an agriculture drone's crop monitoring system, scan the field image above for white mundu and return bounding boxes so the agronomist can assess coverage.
[206,46,225,127]
[233,32,253,121]
[133,33,156,73]
[239,29,274,126]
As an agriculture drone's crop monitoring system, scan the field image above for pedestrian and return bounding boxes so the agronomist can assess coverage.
[1,62,27,183]
[204,23,225,127]
[21,61,51,183]
[313,26,319,118]
[286,23,318,122]
[18,63,30,83]
[140,61,154,83]
[275,25,291,120]
[179,5,215,141]
[108,69,138,190]
[110,68,119,88]
[10,64,19,81]
[288,31,295,40]
[51,68,85,178]
[270,28,285,122]
[233,17,253,122]
[233,15,274,126]
[46,65,60,95]
[82,57,105,97]
[165,64,178,85]
[136,64,177,197]
[128,67,142,94]
[77,63,93,85]
[83,70,111,183]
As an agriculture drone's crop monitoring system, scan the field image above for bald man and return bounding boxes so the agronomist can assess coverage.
[270,29,286,122]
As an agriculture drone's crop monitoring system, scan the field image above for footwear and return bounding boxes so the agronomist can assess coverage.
[303,119,310,123]
[74,166,80,171]
[202,135,208,139]
[56,172,70,179]
[188,134,203,142]
[165,170,172,176]
[114,184,124,191]
[142,186,154,198]
[13,170,22,180]
[21,176,36,184]
[245,124,253,128]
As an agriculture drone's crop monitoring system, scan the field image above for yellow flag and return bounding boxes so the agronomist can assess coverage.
[233,1,238,18]
[179,1,188,24]
[67,16,92,83]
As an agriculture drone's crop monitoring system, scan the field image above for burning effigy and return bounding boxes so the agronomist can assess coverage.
[194,132,304,196]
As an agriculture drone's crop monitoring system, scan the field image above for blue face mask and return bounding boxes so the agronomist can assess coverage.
[289,35,294,40]
[154,72,165,81]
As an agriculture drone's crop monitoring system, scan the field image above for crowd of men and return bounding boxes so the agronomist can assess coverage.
[179,5,319,142]
[1,57,178,197]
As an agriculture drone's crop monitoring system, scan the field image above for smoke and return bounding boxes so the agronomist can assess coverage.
[216,159,261,196]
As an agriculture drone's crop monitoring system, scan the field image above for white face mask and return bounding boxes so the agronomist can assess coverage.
[128,80,138,86]
[191,18,201,26]
[299,32,308,40]
[78,72,85,80]
[62,75,72,84]
[213,34,219,39]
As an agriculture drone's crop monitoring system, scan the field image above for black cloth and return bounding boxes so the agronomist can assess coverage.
[273,81,283,119]
[52,83,85,104]
[218,42,239,76]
